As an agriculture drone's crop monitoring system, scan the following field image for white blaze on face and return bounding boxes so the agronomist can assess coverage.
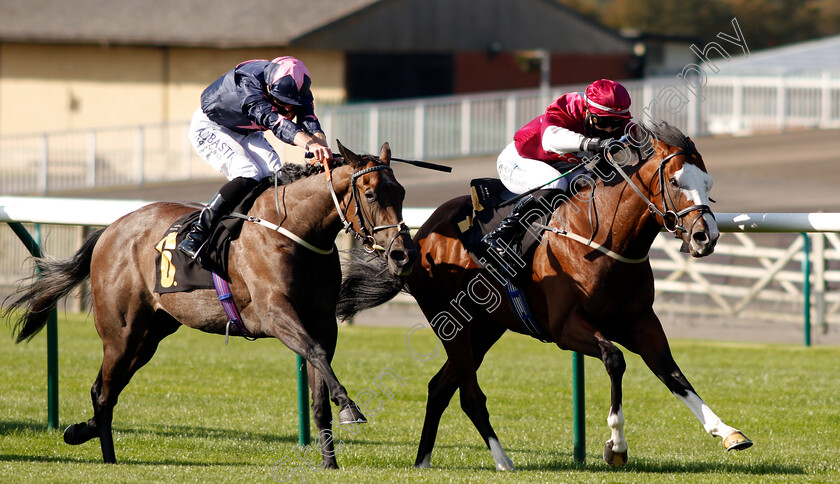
[673,164,719,240]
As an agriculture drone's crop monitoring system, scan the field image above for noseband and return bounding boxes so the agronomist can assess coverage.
[654,150,714,236]
[327,162,409,254]
[608,149,713,236]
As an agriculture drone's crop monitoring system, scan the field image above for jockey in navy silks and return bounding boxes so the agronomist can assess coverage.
[180,56,333,260]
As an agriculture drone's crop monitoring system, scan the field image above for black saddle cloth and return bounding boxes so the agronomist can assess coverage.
[454,178,559,286]
[153,179,272,294]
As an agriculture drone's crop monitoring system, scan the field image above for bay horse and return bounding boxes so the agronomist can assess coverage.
[5,141,417,467]
[337,123,752,470]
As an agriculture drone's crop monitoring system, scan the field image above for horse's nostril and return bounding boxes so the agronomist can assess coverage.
[390,250,407,264]
[692,232,708,244]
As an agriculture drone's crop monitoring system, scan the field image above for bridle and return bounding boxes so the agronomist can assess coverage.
[607,148,714,237]
[325,160,410,254]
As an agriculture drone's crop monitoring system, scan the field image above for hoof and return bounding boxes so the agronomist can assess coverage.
[723,431,753,451]
[603,440,628,467]
[495,461,515,471]
[338,404,367,424]
[63,422,96,445]
[415,453,432,468]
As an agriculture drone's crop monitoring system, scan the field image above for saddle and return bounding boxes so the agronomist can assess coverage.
[454,178,559,287]
[153,178,271,294]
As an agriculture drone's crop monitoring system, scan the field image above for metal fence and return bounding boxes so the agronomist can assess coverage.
[3,71,840,195]
[2,221,838,333]
[650,232,837,330]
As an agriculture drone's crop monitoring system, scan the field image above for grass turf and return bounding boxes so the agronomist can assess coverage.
[2,311,839,483]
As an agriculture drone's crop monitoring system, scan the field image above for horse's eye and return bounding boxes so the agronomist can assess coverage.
[669,177,679,188]
[365,191,376,202]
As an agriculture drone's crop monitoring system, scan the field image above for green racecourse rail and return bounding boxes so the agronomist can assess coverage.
[2,196,838,463]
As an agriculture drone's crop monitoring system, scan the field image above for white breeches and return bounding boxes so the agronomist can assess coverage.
[496,142,580,194]
[188,108,283,181]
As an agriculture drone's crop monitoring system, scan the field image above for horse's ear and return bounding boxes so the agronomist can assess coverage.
[336,139,361,166]
[379,142,391,165]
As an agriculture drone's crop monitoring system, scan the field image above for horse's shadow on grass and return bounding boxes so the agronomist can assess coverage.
[0,419,298,466]
[2,421,805,475]
[335,438,805,476]
[0,453,269,467]
[0,419,298,444]
[512,452,805,476]
[117,423,300,444]
[0,420,48,435]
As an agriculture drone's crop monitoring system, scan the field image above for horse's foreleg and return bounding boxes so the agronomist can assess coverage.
[269,315,365,426]
[560,314,630,467]
[300,340,365,425]
[307,364,341,470]
[595,333,628,467]
[676,388,753,451]
[625,318,753,452]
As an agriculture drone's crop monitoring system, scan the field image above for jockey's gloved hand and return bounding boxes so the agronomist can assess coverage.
[580,137,611,153]
[581,137,623,156]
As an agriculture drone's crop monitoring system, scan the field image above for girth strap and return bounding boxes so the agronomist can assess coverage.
[211,271,256,343]
[505,277,553,343]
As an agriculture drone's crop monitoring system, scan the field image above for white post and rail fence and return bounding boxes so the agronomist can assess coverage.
[3,71,840,196]
[3,197,840,463]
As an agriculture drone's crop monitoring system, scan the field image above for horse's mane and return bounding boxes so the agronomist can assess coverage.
[593,121,697,188]
[269,159,349,185]
[645,122,699,157]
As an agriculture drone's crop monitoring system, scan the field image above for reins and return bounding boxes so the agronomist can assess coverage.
[606,149,713,236]
[329,162,410,254]
[542,146,713,263]
[238,157,409,257]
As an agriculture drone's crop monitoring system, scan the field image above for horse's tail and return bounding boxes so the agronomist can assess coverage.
[4,228,105,343]
[337,248,407,321]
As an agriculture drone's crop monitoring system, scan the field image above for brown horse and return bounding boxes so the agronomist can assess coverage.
[5,141,417,467]
[337,124,752,470]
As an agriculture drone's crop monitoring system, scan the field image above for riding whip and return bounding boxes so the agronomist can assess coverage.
[305,152,452,173]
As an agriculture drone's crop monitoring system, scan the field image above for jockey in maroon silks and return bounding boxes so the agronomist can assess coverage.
[483,79,634,275]
[180,56,333,260]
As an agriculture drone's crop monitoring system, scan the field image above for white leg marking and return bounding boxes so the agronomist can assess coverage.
[676,391,739,439]
[488,437,515,471]
[606,405,628,453]
[415,452,432,468]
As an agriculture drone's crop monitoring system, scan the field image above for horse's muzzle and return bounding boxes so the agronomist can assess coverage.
[387,245,417,276]
[687,214,719,257]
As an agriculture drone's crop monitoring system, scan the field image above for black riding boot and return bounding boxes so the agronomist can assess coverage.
[178,176,259,260]
[481,194,540,277]
[178,192,228,260]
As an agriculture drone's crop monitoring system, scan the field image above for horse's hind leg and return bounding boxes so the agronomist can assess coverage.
[64,311,180,463]
[621,312,752,452]
[415,360,458,468]
[416,323,509,470]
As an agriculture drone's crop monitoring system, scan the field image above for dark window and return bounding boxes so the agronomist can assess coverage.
[346,53,454,102]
